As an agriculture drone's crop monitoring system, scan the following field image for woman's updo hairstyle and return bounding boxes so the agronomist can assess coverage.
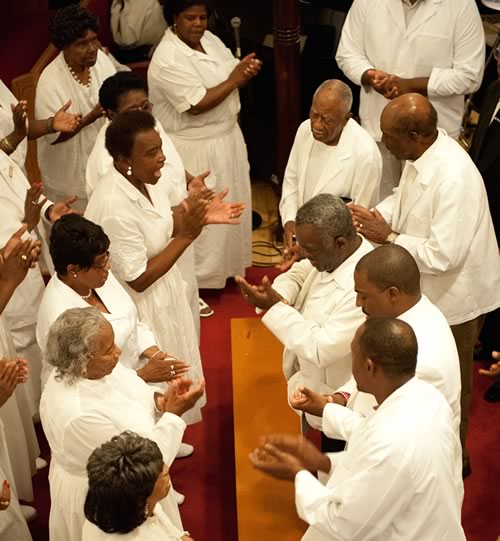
[105,109,156,160]
[164,0,211,26]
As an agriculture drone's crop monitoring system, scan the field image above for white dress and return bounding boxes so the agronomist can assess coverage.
[0,317,39,503]
[82,503,187,541]
[0,150,54,415]
[85,167,206,424]
[86,118,200,340]
[36,272,156,387]
[148,29,252,288]
[40,362,186,541]
[35,50,116,208]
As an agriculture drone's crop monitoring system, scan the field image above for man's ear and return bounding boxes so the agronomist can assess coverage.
[366,358,375,377]
[387,286,401,304]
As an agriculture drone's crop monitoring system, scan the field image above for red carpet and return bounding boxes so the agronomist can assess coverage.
[28,266,500,540]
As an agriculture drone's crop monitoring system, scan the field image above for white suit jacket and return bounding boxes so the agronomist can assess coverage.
[325,295,462,441]
[296,378,465,541]
[336,0,485,140]
[279,118,381,225]
[262,237,372,394]
[377,130,500,325]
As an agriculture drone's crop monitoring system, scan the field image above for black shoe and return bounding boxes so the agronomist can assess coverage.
[484,381,500,403]
[462,458,472,480]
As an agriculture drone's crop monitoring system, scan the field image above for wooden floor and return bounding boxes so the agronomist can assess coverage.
[251,179,283,267]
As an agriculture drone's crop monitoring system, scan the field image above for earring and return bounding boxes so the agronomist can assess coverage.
[144,503,149,518]
[72,273,78,278]
[126,166,132,177]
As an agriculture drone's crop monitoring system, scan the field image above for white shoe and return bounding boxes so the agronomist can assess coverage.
[36,457,48,471]
[21,505,37,523]
[172,488,185,505]
[176,443,194,458]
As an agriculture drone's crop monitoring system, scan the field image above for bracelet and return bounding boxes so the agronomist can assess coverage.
[0,137,15,154]
[148,350,163,361]
[46,117,55,134]
[336,391,351,404]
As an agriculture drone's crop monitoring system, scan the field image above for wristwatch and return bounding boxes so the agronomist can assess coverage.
[385,231,399,244]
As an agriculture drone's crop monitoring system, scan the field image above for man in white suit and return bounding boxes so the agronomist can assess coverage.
[350,93,500,475]
[280,80,381,258]
[336,0,485,196]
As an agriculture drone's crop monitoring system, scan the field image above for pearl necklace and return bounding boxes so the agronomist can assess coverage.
[80,289,93,300]
[67,62,92,88]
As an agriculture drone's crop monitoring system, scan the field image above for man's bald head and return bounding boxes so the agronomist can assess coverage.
[354,245,421,318]
[356,244,421,296]
[357,317,418,378]
[380,94,438,160]
[310,80,352,145]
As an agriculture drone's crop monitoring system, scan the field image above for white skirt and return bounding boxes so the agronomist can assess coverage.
[125,264,206,425]
[170,122,252,289]
[0,317,39,502]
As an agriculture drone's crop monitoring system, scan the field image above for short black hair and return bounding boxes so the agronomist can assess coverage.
[105,109,156,160]
[49,5,99,50]
[84,432,163,534]
[164,0,211,25]
[50,215,110,275]
[355,244,421,296]
[359,317,417,377]
[99,72,148,113]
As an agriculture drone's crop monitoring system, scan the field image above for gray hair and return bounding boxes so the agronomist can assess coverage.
[296,193,356,242]
[45,307,109,384]
[314,79,353,116]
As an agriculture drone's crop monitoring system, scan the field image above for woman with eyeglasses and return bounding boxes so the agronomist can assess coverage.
[36,214,190,389]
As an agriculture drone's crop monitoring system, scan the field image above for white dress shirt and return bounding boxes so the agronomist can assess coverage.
[336,0,485,140]
[296,378,465,541]
[280,118,382,225]
[262,237,373,395]
[376,129,500,325]
[326,295,461,441]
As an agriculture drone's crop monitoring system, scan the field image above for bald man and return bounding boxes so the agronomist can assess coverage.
[293,244,461,443]
[350,94,500,474]
[336,0,485,196]
[251,318,465,541]
[280,80,381,256]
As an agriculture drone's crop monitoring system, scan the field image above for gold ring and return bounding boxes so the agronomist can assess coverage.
[31,199,39,206]
[21,254,28,261]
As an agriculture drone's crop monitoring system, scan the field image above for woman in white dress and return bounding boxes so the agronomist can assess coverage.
[40,307,205,541]
[37,214,190,388]
[0,228,41,520]
[86,71,208,335]
[148,0,261,288]
[36,5,116,209]
[82,431,193,541]
[85,110,245,424]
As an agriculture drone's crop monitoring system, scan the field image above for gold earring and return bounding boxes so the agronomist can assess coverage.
[72,273,78,278]
[126,166,132,177]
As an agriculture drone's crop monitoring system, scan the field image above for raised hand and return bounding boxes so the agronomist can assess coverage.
[137,352,190,384]
[0,480,10,511]
[162,378,205,417]
[290,386,329,417]
[479,351,500,380]
[11,100,28,139]
[23,182,47,231]
[235,274,284,311]
[0,358,19,408]
[49,196,82,222]
[0,237,38,286]
[205,188,245,225]
[187,170,211,196]
[249,442,305,481]
[228,53,262,88]
[258,433,331,474]
[349,204,393,244]
[52,101,80,133]
[180,196,207,240]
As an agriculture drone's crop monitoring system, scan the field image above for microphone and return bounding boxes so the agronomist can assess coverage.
[230,16,241,59]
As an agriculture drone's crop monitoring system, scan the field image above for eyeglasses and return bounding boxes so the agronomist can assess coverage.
[92,252,110,270]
